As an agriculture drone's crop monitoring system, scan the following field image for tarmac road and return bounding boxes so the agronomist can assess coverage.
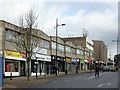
[32,71,118,88]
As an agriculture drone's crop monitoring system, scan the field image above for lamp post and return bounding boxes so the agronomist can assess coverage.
[112,37,120,66]
[35,57,38,78]
[55,18,65,76]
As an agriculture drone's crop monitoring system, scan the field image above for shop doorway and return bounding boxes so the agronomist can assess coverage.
[20,61,25,76]
[81,63,83,70]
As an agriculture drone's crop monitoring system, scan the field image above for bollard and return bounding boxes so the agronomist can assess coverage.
[65,70,67,74]
[10,72,12,80]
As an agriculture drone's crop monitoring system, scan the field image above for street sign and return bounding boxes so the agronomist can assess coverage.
[0,57,3,87]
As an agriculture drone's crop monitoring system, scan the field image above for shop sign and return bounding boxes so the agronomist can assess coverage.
[71,58,76,63]
[77,59,80,62]
[0,51,3,54]
[51,55,65,61]
[36,54,51,62]
[88,57,92,63]
[34,47,47,55]
[66,58,71,62]
[80,59,84,63]
[84,60,88,63]
[4,50,26,58]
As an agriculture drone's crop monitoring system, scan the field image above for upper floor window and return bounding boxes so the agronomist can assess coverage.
[76,49,80,54]
[59,44,64,53]
[5,30,12,41]
[66,46,70,53]
[81,50,84,56]
[51,42,56,50]
[72,48,75,54]
[40,39,50,49]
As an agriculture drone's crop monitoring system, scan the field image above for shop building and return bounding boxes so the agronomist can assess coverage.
[0,20,27,77]
[76,45,84,71]
[65,41,76,72]
[63,37,94,71]
[28,27,52,75]
[0,20,52,77]
[50,36,65,72]
[93,40,108,67]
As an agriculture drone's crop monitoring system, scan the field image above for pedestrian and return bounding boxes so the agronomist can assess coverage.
[95,65,99,77]
[46,66,49,74]
[76,66,78,73]
[50,66,52,75]
[55,65,57,75]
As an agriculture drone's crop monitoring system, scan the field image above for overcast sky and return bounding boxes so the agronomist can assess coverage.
[0,0,118,59]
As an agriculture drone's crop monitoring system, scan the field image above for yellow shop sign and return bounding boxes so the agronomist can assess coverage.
[4,50,25,58]
[66,58,71,62]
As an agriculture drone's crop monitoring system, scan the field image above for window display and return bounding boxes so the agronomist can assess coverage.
[5,61,19,72]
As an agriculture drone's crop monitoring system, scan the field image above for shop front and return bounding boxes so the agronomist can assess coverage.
[80,59,84,70]
[31,54,51,76]
[77,59,80,71]
[65,57,71,72]
[88,57,92,70]
[51,55,65,72]
[71,58,77,72]
[4,50,26,77]
[84,60,88,71]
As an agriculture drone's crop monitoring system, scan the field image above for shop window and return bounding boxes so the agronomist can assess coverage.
[5,61,19,72]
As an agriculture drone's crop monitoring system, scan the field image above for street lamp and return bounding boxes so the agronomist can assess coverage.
[55,18,65,76]
[35,57,38,78]
[112,37,120,66]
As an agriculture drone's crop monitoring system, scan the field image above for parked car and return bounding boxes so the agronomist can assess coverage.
[102,66,110,72]
[111,67,116,72]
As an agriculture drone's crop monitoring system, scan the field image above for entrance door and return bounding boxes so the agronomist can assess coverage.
[20,61,25,76]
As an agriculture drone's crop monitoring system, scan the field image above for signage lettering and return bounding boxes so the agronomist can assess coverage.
[4,50,25,58]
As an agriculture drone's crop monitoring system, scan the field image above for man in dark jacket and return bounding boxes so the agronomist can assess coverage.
[95,65,99,77]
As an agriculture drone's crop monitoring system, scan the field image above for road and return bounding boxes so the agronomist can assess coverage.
[32,71,118,88]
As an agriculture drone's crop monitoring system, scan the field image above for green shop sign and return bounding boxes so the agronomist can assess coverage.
[80,59,84,63]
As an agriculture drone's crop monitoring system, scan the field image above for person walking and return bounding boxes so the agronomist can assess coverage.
[76,65,78,73]
[95,65,99,77]
[46,66,49,75]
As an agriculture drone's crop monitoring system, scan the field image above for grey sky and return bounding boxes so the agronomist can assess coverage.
[0,0,118,59]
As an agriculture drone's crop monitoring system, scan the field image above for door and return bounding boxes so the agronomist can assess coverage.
[20,61,25,76]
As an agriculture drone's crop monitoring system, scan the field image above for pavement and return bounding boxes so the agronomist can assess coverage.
[2,70,94,88]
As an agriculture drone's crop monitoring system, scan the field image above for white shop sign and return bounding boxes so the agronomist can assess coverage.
[36,54,51,62]
[84,60,88,63]
[5,72,20,76]
[34,47,47,55]
[5,56,26,61]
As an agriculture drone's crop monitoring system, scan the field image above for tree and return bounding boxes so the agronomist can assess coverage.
[13,8,40,80]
